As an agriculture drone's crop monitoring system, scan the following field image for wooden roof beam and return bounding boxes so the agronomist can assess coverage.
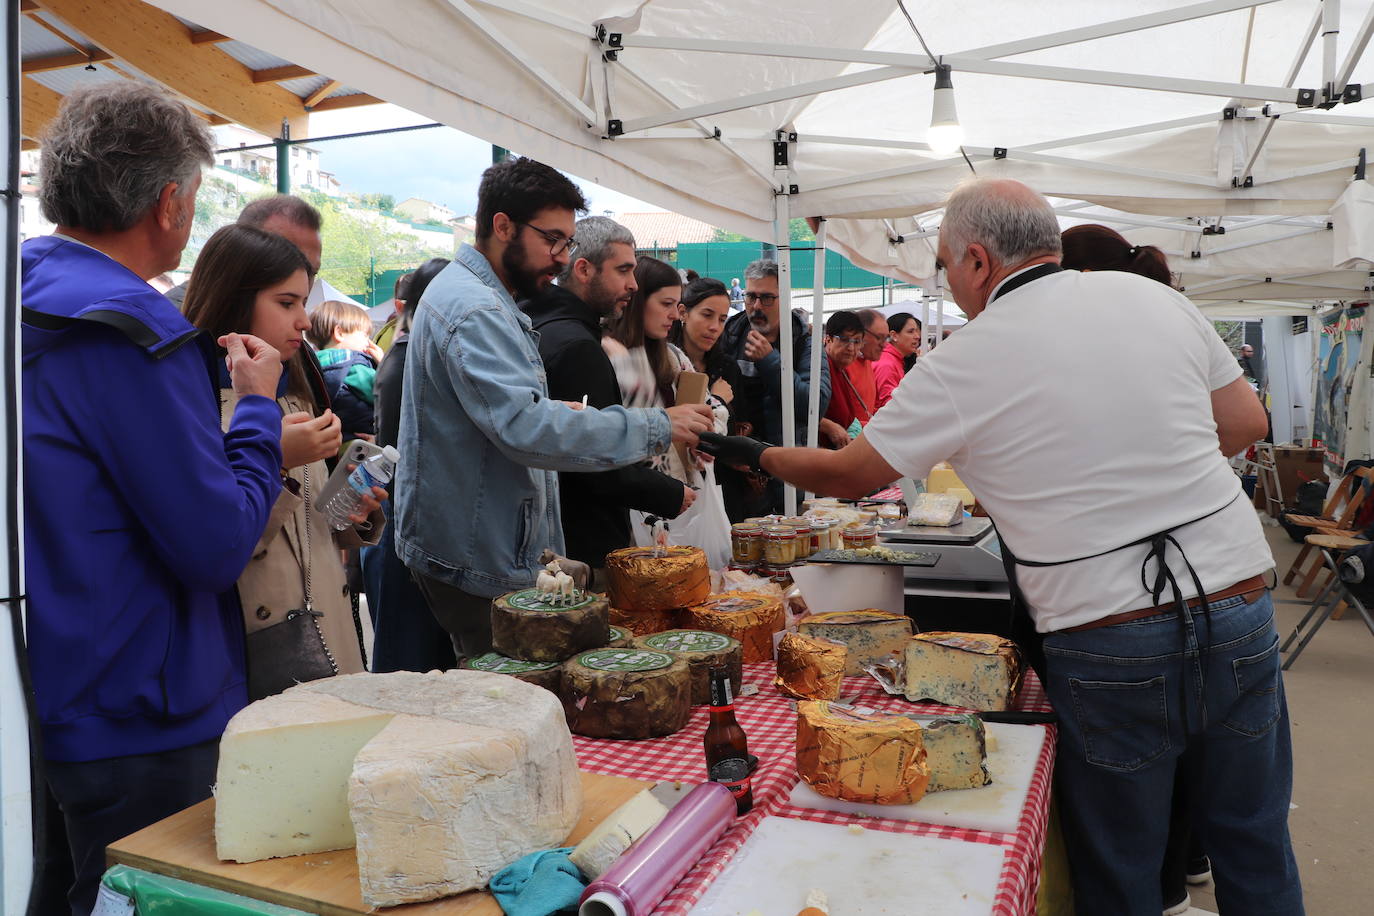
[21,76,64,142]
[22,49,113,73]
[302,79,341,109]
[20,0,39,12]
[251,64,315,84]
[189,30,231,44]
[33,0,308,138]
[308,93,383,113]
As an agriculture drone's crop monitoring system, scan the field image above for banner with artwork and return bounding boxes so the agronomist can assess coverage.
[1313,304,1373,475]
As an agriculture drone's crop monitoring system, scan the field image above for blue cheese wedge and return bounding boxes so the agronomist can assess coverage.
[922,714,992,791]
[797,610,913,676]
[902,632,1025,711]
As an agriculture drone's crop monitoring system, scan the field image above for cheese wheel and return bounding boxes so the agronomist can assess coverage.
[681,592,784,663]
[796,700,930,805]
[609,604,678,637]
[774,632,846,701]
[463,651,562,693]
[491,588,609,662]
[604,546,710,612]
[903,631,1025,711]
[633,630,743,705]
[797,609,913,676]
[562,648,692,739]
[605,625,633,648]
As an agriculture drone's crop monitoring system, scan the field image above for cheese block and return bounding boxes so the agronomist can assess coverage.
[903,632,1025,711]
[463,651,562,693]
[797,610,913,676]
[681,592,784,663]
[774,632,847,701]
[215,671,581,908]
[610,604,678,637]
[795,701,930,805]
[605,625,633,648]
[604,546,710,612]
[922,714,992,792]
[633,629,742,705]
[567,788,669,880]
[491,588,609,662]
[562,648,692,739]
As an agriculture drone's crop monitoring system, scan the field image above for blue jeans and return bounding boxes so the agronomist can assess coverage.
[1043,591,1303,915]
[361,500,456,673]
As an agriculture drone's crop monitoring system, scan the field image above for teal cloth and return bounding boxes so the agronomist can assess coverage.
[490,847,586,916]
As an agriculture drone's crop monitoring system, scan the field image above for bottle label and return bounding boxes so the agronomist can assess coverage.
[708,758,751,799]
[708,675,734,709]
[348,463,380,494]
[644,630,734,653]
[578,649,674,673]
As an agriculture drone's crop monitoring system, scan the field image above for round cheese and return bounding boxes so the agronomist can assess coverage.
[604,546,710,612]
[682,591,784,663]
[605,625,633,648]
[609,604,679,637]
[634,629,742,705]
[562,648,692,739]
[463,651,562,693]
[795,700,930,806]
[775,632,846,701]
[491,588,609,662]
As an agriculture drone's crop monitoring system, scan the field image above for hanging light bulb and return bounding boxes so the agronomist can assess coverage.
[927,64,964,156]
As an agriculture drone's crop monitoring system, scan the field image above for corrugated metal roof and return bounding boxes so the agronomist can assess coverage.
[19,18,74,59]
[26,66,126,97]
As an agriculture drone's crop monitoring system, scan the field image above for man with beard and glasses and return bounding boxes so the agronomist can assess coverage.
[395,159,713,662]
[522,216,694,580]
[718,258,830,512]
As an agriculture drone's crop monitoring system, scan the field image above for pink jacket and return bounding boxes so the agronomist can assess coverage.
[873,343,909,408]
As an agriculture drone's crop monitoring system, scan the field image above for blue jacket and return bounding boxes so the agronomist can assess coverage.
[395,245,671,597]
[21,236,282,763]
[720,309,831,447]
[315,347,376,440]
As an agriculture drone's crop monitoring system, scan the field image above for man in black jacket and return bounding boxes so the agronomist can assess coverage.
[522,216,692,576]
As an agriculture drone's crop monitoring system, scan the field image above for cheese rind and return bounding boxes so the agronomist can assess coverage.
[795,701,930,805]
[215,671,582,908]
[775,632,847,701]
[605,546,710,611]
[922,715,992,791]
[491,589,610,662]
[562,649,692,739]
[610,604,678,637]
[681,592,784,663]
[797,610,913,676]
[634,629,742,705]
[902,632,1024,711]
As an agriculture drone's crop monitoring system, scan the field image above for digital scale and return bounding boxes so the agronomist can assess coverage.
[880,516,1009,586]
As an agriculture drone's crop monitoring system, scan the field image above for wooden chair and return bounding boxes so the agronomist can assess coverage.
[1281,533,1374,669]
[1282,467,1374,597]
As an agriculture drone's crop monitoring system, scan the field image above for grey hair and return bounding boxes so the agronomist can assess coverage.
[940,178,1061,268]
[239,194,322,231]
[559,215,635,281]
[744,259,778,283]
[39,83,212,232]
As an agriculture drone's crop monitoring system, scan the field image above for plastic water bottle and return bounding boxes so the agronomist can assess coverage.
[324,445,399,529]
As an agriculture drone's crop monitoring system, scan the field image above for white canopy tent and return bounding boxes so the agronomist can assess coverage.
[144,0,1374,507]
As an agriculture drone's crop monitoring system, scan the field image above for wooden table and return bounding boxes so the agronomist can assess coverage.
[106,770,649,915]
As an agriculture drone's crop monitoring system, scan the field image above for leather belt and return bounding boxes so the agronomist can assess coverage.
[1060,574,1268,634]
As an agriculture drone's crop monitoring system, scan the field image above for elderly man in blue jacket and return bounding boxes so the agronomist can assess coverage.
[22,84,285,914]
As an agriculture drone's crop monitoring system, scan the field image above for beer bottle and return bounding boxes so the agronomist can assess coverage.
[704,667,752,814]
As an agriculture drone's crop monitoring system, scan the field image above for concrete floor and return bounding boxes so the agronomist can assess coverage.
[1183,518,1373,915]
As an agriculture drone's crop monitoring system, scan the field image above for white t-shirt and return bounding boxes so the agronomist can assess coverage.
[863,268,1273,632]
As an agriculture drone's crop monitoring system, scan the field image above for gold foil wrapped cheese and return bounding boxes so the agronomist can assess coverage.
[682,591,785,663]
[796,701,930,805]
[775,632,847,700]
[604,546,710,612]
[609,605,679,637]
[903,631,1026,711]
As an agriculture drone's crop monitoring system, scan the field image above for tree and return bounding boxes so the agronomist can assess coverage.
[314,198,449,298]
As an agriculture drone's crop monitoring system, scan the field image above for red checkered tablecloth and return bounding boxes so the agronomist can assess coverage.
[572,662,1057,916]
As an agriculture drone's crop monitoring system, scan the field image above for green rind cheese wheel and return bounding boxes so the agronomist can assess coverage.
[462,651,562,694]
[561,649,691,739]
[632,630,742,706]
[491,589,610,663]
[605,625,633,649]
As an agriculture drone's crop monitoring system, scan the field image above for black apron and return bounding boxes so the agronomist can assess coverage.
[984,264,1238,732]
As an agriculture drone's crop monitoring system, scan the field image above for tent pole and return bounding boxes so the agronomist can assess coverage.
[1322,0,1341,102]
[921,296,931,356]
[775,189,796,515]
[807,218,827,460]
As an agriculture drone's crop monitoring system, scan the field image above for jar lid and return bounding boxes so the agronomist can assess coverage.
[845,522,878,536]
[731,522,764,535]
[764,526,797,539]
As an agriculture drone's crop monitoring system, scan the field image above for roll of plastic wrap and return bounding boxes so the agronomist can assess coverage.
[578,781,735,916]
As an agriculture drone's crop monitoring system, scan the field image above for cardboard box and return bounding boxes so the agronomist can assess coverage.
[1272,446,1327,510]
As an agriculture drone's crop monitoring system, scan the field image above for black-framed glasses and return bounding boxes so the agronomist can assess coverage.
[518,222,578,256]
[743,291,778,304]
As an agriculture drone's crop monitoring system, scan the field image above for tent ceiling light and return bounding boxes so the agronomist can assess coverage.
[928,64,963,156]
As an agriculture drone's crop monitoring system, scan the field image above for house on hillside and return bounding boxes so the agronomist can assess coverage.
[395,197,456,226]
[210,125,337,197]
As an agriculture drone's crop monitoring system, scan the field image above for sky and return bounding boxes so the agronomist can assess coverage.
[307,104,662,218]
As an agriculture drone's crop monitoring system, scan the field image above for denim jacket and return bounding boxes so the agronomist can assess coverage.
[395,245,672,597]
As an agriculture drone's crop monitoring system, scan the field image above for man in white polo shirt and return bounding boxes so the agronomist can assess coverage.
[699,178,1302,915]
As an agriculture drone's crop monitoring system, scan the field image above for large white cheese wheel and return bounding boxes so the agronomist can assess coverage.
[214,671,582,908]
[491,588,610,662]
[923,714,992,791]
[562,648,691,739]
[797,610,913,676]
[902,632,1025,711]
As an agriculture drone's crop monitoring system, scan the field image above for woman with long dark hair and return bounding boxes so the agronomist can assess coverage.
[184,224,384,690]
[873,312,922,408]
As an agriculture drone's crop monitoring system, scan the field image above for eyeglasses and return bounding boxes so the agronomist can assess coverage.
[863,327,888,342]
[743,291,778,305]
[829,335,864,348]
[518,222,578,256]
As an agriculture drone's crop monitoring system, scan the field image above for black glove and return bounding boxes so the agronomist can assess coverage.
[697,432,772,471]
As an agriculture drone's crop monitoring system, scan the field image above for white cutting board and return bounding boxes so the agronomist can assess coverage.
[785,722,1046,835]
[690,815,1004,916]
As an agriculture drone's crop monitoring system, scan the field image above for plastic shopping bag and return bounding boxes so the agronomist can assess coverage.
[631,463,732,569]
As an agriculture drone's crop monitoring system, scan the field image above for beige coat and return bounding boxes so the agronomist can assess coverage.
[219,386,383,676]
